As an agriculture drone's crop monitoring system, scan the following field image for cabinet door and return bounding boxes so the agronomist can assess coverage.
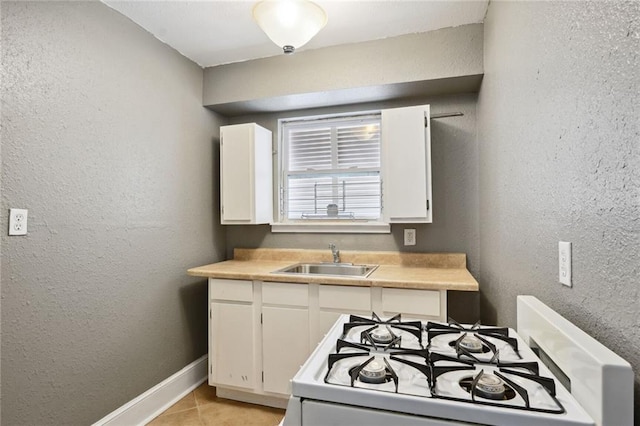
[210,302,255,389]
[381,104,432,223]
[318,310,344,339]
[221,124,253,222]
[318,285,371,344]
[220,123,273,224]
[262,306,310,394]
[253,125,273,224]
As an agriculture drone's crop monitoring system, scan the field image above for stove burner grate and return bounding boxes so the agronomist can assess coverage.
[342,312,424,349]
[428,320,523,361]
[431,367,567,414]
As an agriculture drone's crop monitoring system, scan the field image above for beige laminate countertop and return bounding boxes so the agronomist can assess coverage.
[187,249,479,292]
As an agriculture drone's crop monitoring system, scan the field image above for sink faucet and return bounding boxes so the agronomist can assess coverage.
[329,243,340,263]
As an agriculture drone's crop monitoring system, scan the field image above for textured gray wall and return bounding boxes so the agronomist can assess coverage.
[477,0,639,418]
[1,2,225,424]
[204,24,483,107]
[226,94,480,322]
[0,0,3,421]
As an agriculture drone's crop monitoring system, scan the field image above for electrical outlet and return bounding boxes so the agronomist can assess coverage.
[559,241,571,287]
[9,208,28,236]
[404,228,416,246]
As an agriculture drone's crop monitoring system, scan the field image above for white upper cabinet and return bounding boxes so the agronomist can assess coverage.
[381,104,432,223]
[220,123,273,224]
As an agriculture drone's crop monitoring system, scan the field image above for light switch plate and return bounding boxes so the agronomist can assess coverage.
[559,241,572,287]
[9,208,28,236]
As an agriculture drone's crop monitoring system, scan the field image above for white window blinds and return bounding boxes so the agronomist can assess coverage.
[281,114,381,221]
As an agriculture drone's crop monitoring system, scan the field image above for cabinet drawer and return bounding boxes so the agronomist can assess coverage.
[319,285,370,311]
[210,279,253,302]
[382,288,440,317]
[263,282,309,306]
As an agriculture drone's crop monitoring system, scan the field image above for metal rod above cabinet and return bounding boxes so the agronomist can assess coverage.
[431,112,464,119]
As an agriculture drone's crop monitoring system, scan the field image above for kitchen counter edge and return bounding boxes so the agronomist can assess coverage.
[187,258,479,292]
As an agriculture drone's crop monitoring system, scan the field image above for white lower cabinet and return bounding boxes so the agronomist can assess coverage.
[380,287,443,320]
[208,278,446,406]
[262,282,310,395]
[263,306,309,394]
[318,285,371,343]
[209,279,255,390]
[210,302,255,389]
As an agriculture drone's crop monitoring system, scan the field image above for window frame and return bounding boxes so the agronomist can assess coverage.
[272,110,390,234]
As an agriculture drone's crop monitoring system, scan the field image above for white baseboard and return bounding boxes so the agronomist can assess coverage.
[93,354,208,426]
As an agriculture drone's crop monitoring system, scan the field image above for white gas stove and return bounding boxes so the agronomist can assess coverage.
[282,296,633,426]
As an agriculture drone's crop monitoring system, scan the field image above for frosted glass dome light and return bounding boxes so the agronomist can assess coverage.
[252,0,328,54]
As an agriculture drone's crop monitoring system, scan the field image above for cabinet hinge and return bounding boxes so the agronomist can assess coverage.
[262,371,264,382]
[427,199,430,211]
[424,115,429,128]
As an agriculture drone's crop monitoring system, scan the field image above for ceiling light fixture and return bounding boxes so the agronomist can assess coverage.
[252,0,327,55]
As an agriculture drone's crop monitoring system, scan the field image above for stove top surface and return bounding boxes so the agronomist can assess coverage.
[291,314,595,426]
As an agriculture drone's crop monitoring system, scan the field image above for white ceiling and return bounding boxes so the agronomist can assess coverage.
[102,0,489,68]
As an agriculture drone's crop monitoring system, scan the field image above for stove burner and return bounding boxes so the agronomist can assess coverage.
[452,333,499,362]
[370,326,393,344]
[457,334,485,353]
[358,357,388,384]
[459,371,516,401]
[346,356,399,391]
[360,325,402,349]
[475,374,506,399]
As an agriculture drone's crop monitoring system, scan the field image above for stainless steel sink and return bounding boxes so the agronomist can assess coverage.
[273,262,378,278]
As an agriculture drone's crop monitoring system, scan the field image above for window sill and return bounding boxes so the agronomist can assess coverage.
[271,221,391,234]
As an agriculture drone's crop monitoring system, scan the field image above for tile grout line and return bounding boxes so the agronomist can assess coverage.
[194,386,216,423]
[195,393,203,422]
[156,391,198,420]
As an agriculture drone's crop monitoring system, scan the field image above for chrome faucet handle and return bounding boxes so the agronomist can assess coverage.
[329,243,340,263]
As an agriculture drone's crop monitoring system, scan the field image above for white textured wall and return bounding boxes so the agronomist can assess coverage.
[1,1,225,424]
[477,1,639,417]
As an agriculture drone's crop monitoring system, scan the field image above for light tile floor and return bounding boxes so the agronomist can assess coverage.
[147,384,285,426]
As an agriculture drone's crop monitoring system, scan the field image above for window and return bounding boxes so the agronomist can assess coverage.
[272,104,431,233]
[278,112,383,225]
